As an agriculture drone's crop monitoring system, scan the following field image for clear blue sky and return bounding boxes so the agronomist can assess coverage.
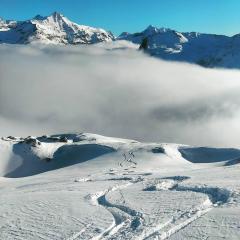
[1,0,240,36]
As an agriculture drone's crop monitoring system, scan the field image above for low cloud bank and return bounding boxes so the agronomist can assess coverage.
[1,41,240,147]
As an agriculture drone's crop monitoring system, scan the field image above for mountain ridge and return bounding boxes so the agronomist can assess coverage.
[0,12,114,45]
[118,25,240,68]
[1,13,240,68]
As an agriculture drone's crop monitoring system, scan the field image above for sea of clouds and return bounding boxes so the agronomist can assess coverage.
[1,41,240,147]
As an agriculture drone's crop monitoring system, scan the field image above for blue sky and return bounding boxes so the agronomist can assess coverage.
[1,0,240,36]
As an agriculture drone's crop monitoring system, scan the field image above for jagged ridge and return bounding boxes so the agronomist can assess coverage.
[0,12,114,45]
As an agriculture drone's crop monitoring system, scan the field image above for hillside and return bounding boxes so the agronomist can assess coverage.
[0,133,240,239]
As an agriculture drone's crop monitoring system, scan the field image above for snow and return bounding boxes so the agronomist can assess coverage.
[0,132,240,239]
[118,25,240,69]
[1,13,240,68]
[0,12,114,45]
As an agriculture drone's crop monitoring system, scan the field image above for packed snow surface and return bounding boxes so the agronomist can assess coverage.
[0,132,239,239]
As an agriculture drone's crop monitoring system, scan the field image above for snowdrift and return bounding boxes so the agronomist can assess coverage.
[179,146,240,163]
[0,134,116,177]
[1,133,240,178]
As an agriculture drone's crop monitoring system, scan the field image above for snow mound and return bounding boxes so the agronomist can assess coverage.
[179,146,240,163]
[0,134,116,178]
[1,133,240,178]
[0,133,189,178]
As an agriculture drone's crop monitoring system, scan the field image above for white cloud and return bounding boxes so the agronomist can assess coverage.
[1,41,240,147]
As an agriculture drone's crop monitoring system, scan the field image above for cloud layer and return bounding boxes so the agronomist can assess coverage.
[1,41,240,147]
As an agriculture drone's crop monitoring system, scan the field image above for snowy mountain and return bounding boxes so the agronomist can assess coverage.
[0,132,240,239]
[118,25,240,68]
[0,12,114,44]
[2,13,240,68]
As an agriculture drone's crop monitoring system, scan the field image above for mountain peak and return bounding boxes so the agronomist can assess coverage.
[145,25,156,30]
[0,12,114,45]
[143,25,171,35]
[50,11,64,19]
[52,11,63,16]
[32,12,65,22]
[33,14,46,21]
[144,25,158,34]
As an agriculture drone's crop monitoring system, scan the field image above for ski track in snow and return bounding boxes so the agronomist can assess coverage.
[81,153,237,239]
[142,177,232,239]
[87,180,142,239]
[85,173,234,240]
[66,227,88,240]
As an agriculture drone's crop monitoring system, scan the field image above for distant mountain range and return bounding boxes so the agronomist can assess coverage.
[118,25,240,68]
[1,12,240,68]
[0,12,114,45]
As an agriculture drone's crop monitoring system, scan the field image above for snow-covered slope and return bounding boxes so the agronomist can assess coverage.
[0,12,114,45]
[0,133,240,239]
[118,25,240,68]
[0,133,191,178]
